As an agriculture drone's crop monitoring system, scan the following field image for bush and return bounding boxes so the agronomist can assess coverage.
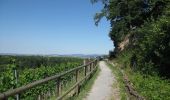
[130,72,170,100]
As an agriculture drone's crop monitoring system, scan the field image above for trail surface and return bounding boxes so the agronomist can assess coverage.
[85,61,120,100]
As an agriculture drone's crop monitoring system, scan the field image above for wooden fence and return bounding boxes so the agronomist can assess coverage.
[0,59,98,100]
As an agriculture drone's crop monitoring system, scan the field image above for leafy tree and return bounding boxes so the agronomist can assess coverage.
[92,0,170,77]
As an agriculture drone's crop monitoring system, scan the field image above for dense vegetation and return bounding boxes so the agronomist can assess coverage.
[0,55,83,99]
[0,55,82,70]
[92,0,170,99]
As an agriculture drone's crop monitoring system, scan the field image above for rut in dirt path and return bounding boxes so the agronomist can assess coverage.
[85,61,120,100]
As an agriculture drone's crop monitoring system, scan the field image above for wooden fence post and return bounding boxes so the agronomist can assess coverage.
[0,59,98,100]
[90,63,92,72]
[83,60,86,65]
[56,78,61,97]
[84,59,87,76]
[95,60,97,67]
[76,69,79,82]
[85,66,87,76]
[91,62,94,71]
[75,69,80,94]
[14,69,19,100]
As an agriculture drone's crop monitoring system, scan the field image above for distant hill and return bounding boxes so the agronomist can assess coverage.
[46,54,102,58]
[0,53,103,58]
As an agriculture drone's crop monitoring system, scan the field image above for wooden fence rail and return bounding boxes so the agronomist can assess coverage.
[0,59,98,100]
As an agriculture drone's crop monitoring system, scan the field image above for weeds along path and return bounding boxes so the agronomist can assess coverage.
[85,61,120,100]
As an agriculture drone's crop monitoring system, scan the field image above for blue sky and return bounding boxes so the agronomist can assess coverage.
[0,0,113,55]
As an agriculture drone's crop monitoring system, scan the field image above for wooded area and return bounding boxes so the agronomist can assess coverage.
[92,0,170,99]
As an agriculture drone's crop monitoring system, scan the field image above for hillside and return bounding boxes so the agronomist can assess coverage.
[92,0,170,99]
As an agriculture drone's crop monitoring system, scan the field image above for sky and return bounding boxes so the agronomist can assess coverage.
[0,0,113,55]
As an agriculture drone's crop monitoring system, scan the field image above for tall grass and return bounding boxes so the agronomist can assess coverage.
[114,50,170,99]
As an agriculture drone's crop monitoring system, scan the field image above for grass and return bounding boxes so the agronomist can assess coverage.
[50,66,100,100]
[69,66,100,100]
[127,70,170,100]
[105,61,128,100]
[113,50,170,100]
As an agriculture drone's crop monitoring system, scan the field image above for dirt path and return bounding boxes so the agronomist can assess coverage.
[85,61,120,100]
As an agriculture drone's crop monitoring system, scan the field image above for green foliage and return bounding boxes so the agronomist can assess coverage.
[70,67,100,100]
[0,64,16,92]
[0,55,82,69]
[93,0,170,77]
[106,62,128,99]
[92,0,169,44]
[133,15,170,76]
[115,53,170,99]
[93,0,170,99]
[0,56,83,99]
[130,72,170,100]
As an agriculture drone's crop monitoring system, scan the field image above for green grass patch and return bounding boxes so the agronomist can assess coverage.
[127,71,170,100]
[70,67,100,100]
[106,61,127,100]
[114,51,170,100]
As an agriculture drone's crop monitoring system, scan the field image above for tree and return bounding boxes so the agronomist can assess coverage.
[92,0,170,77]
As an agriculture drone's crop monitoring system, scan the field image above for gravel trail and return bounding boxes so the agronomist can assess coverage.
[85,61,120,100]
